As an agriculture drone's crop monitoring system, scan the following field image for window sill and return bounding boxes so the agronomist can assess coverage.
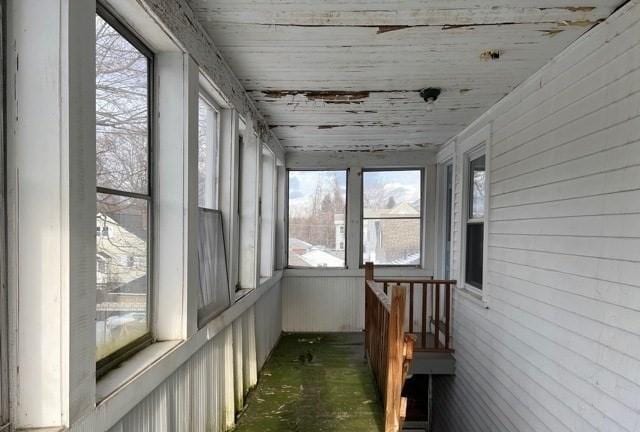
[96,340,182,402]
[458,284,489,309]
[234,287,254,302]
[88,272,282,431]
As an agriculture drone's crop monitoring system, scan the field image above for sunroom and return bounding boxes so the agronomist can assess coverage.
[3,0,640,431]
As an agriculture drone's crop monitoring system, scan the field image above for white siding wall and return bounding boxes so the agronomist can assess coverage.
[434,2,640,431]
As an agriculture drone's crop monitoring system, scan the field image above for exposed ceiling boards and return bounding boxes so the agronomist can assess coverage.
[188,0,623,152]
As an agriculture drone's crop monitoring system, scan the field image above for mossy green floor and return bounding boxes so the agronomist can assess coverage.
[233,333,384,432]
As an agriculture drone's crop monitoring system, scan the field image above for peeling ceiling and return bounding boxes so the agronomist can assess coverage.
[188,0,624,152]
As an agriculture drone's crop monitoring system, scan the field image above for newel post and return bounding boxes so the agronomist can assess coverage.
[364,262,374,357]
[385,284,407,432]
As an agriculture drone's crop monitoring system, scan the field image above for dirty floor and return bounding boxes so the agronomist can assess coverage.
[233,333,384,432]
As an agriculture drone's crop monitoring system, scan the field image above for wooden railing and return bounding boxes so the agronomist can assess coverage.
[366,262,456,353]
[364,265,415,432]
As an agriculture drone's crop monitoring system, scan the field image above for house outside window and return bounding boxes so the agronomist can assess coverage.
[95,7,153,375]
[287,170,347,268]
[361,169,423,266]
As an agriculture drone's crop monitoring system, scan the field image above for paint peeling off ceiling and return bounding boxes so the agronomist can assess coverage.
[188,0,624,152]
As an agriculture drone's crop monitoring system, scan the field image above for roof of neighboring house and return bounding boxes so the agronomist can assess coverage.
[300,249,344,267]
[289,237,312,250]
[362,201,420,219]
[389,252,421,266]
[288,252,311,267]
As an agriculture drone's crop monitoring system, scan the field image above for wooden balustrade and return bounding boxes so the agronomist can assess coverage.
[364,264,415,432]
[367,263,456,353]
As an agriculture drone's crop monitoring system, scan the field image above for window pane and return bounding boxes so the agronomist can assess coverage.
[465,223,484,289]
[288,171,347,267]
[96,15,149,194]
[362,218,421,265]
[362,169,422,266]
[96,193,149,360]
[363,170,421,218]
[469,155,486,219]
[198,96,219,208]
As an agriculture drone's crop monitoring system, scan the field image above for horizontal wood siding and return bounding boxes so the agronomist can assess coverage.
[434,2,640,431]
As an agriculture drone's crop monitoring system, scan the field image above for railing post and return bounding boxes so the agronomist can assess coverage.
[421,283,427,349]
[385,284,406,432]
[409,282,414,334]
[364,262,374,358]
[434,283,440,349]
[445,283,451,350]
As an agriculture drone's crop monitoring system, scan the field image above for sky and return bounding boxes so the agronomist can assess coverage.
[288,170,347,216]
[289,169,422,217]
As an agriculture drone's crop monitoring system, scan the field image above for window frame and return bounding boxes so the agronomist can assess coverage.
[197,88,221,210]
[436,159,454,279]
[259,145,277,278]
[95,3,155,379]
[285,168,349,269]
[461,145,488,294]
[359,167,424,268]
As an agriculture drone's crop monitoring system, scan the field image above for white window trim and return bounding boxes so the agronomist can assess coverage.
[198,87,222,210]
[259,146,277,278]
[435,159,453,279]
[457,124,491,306]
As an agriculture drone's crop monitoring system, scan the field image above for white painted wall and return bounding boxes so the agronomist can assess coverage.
[433,2,640,431]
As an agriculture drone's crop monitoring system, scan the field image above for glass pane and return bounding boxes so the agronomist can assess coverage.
[198,96,219,208]
[197,209,230,327]
[363,170,421,218]
[362,218,421,265]
[96,14,150,194]
[96,193,149,360]
[288,171,347,267]
[465,223,484,289]
[469,155,486,219]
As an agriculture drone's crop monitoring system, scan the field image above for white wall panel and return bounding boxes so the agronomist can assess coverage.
[282,276,364,332]
[434,2,640,431]
[255,282,282,368]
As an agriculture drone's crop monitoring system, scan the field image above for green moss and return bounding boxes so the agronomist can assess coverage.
[233,333,383,432]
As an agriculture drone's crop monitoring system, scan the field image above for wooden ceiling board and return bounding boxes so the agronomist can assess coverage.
[188,0,623,151]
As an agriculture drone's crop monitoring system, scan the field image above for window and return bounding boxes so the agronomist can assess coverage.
[287,170,347,268]
[361,169,422,266]
[95,8,153,374]
[465,154,486,289]
[198,92,219,209]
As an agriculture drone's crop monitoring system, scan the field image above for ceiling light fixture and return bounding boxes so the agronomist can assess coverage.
[420,87,441,112]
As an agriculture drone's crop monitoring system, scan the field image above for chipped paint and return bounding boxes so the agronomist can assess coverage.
[480,49,501,60]
[188,0,624,151]
[376,25,411,34]
[540,28,565,36]
[263,90,371,103]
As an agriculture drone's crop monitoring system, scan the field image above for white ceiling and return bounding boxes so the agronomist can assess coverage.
[188,0,623,152]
